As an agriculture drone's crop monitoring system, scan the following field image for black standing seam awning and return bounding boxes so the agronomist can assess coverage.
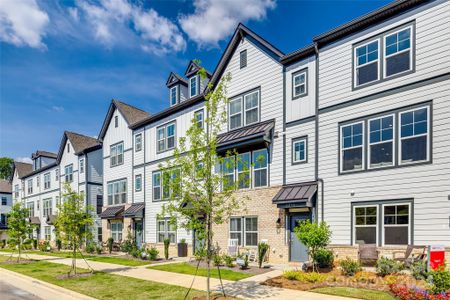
[46,215,57,225]
[99,205,125,219]
[28,217,41,225]
[272,182,317,209]
[216,119,275,153]
[123,203,145,218]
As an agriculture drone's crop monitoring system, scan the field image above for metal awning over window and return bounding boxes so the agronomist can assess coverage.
[272,182,317,209]
[99,205,124,219]
[28,217,41,225]
[217,119,274,153]
[123,203,144,218]
[46,215,57,225]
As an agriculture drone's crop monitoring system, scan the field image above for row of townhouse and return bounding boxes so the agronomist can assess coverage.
[11,132,103,243]
[0,179,12,241]
[10,0,450,264]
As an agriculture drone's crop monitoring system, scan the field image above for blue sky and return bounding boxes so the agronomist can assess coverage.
[0,0,390,162]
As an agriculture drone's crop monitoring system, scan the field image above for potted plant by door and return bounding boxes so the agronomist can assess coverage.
[177,239,188,257]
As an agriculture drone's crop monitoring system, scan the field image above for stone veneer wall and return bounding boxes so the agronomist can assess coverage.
[211,185,288,264]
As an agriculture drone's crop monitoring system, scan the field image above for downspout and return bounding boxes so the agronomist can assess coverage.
[314,43,324,223]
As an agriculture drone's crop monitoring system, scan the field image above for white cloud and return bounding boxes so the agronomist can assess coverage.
[0,0,49,49]
[75,0,185,54]
[179,0,276,48]
[15,157,32,164]
[51,105,64,112]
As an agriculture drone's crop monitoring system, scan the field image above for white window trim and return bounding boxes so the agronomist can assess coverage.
[44,172,51,190]
[170,86,178,106]
[252,149,268,188]
[152,172,161,201]
[43,198,52,217]
[237,152,251,190]
[229,97,243,130]
[244,90,260,126]
[398,106,430,166]
[383,25,413,79]
[340,121,365,173]
[110,142,124,167]
[157,218,177,243]
[111,221,123,242]
[230,216,258,247]
[228,90,260,130]
[64,164,73,182]
[156,122,176,153]
[352,205,378,246]
[222,157,235,189]
[107,179,127,205]
[381,202,411,247]
[293,70,307,97]
[189,75,198,98]
[293,138,307,163]
[354,39,380,88]
[368,114,395,170]
[194,109,204,129]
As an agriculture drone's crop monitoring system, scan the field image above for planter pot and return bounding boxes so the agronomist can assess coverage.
[177,243,188,257]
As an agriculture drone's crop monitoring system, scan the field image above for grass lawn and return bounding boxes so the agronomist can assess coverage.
[0,249,96,259]
[88,256,152,266]
[148,262,252,281]
[312,287,395,300]
[0,256,203,300]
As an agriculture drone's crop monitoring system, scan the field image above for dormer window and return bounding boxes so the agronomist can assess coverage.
[170,86,178,106]
[189,76,198,98]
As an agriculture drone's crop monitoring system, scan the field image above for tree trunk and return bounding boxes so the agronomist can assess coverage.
[206,215,211,300]
[18,238,21,262]
[73,238,77,275]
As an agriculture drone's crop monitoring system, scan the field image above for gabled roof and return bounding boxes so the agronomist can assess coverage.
[209,23,284,89]
[31,150,57,160]
[166,72,188,87]
[98,99,150,140]
[185,60,212,78]
[57,131,102,162]
[12,161,32,179]
[280,44,316,65]
[21,162,58,179]
[0,179,12,194]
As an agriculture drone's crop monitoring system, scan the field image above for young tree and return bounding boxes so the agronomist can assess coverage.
[0,157,14,180]
[160,67,249,299]
[54,183,94,276]
[294,220,332,272]
[7,203,34,262]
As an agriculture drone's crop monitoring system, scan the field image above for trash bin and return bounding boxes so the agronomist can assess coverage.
[428,245,445,271]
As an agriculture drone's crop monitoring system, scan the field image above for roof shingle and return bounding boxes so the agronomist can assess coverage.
[13,162,32,179]
[0,179,12,194]
[65,131,101,155]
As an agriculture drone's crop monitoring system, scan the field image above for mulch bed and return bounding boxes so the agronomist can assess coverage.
[187,260,272,275]
[56,272,94,280]
[262,269,427,292]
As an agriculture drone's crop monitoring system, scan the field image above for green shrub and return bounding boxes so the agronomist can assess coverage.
[258,242,270,268]
[130,246,140,258]
[237,254,249,269]
[212,253,223,266]
[313,248,334,268]
[223,255,234,268]
[283,270,299,280]
[32,239,38,250]
[427,266,450,294]
[282,270,326,283]
[410,260,427,280]
[85,243,96,254]
[194,248,206,261]
[107,237,114,254]
[163,238,170,259]
[96,244,102,255]
[121,232,136,254]
[39,240,51,252]
[56,239,62,251]
[147,247,159,260]
[376,257,404,277]
[1,239,6,248]
[340,257,362,276]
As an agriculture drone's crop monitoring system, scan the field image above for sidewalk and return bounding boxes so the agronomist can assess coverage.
[0,252,352,300]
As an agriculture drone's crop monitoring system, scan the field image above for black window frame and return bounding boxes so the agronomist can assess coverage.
[240,49,247,69]
[292,68,308,100]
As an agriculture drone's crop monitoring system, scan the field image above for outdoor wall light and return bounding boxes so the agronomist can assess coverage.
[350,190,355,196]
[276,217,281,226]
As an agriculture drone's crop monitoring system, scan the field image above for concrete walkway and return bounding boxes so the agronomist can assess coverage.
[0,252,353,300]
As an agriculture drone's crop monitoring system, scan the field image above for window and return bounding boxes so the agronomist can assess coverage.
[44,226,51,241]
[400,106,429,164]
[341,122,364,172]
[237,153,250,189]
[135,133,142,152]
[114,115,118,128]
[110,142,124,167]
[354,206,378,245]
[135,174,142,192]
[170,86,178,106]
[27,202,34,218]
[44,173,51,189]
[36,176,40,187]
[27,179,33,194]
[355,40,379,86]
[194,109,204,129]
[1,197,6,206]
[111,222,123,242]
[253,149,268,188]
[55,169,59,181]
[14,184,19,198]
[228,90,260,130]
[156,122,176,152]
[157,219,176,243]
[153,172,161,201]
[0,214,6,225]
[64,164,73,182]
[96,195,102,215]
[79,159,84,174]
[97,227,102,242]
[293,137,307,163]
[189,76,198,98]
[383,203,410,245]
[368,115,394,168]
[240,50,247,69]
[230,216,258,246]
[384,27,412,78]
[56,196,60,207]
[67,143,70,153]
[107,179,127,205]
[222,157,235,190]
[43,198,52,217]
[292,70,307,98]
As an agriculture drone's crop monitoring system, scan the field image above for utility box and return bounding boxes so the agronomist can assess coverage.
[428,245,446,270]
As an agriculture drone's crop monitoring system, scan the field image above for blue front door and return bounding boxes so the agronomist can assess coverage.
[290,213,310,262]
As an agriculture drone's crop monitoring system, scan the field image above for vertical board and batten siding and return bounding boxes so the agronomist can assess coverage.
[285,121,316,184]
[218,37,284,186]
[318,0,450,109]
[285,56,316,123]
[102,108,133,206]
[318,80,450,245]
